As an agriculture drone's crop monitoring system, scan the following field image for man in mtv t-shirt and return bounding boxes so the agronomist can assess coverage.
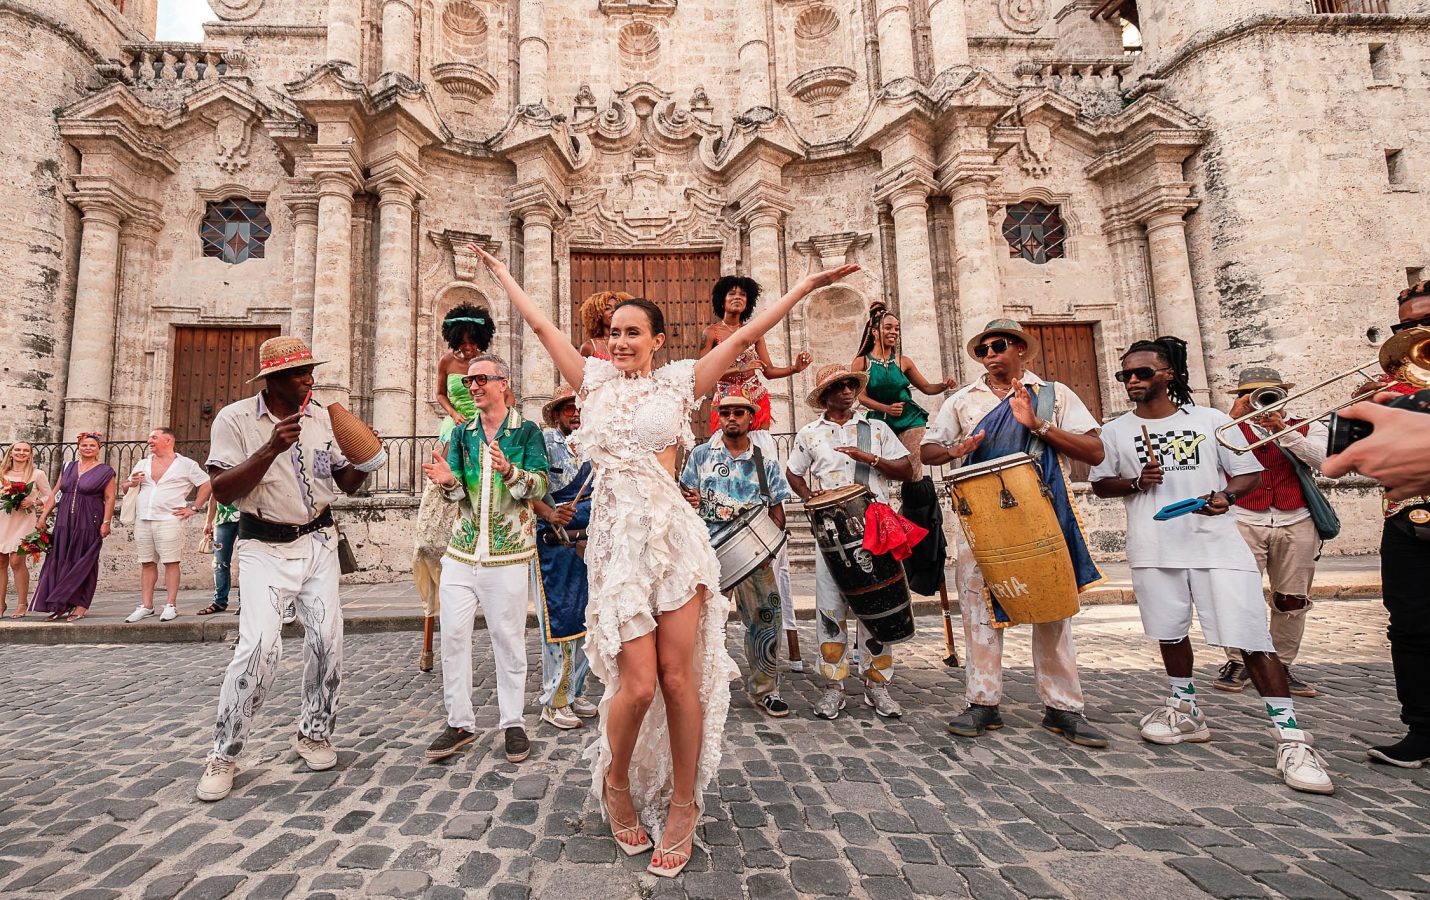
[1090,336,1334,796]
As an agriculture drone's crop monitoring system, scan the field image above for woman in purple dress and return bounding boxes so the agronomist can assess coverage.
[32,432,116,622]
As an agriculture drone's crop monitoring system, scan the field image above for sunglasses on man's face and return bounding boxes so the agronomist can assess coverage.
[1391,313,1430,334]
[1114,366,1171,384]
[717,408,751,418]
[461,373,507,388]
[974,338,1014,359]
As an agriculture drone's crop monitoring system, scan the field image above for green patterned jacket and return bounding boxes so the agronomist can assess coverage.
[442,408,549,567]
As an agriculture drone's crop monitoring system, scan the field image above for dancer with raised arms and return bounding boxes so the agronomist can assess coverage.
[470,243,856,877]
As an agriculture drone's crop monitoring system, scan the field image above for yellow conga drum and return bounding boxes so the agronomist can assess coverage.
[944,452,1078,627]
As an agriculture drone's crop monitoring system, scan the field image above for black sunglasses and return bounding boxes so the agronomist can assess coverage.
[1114,366,1171,383]
[461,373,508,388]
[717,407,752,417]
[1391,314,1430,334]
[973,338,1015,359]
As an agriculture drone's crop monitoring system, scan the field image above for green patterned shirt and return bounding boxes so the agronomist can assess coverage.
[443,409,549,567]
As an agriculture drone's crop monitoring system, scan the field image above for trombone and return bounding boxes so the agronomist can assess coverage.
[1215,326,1430,453]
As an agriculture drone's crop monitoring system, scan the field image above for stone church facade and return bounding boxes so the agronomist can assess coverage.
[2,0,1426,580]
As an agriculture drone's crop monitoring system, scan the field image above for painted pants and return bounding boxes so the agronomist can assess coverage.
[1225,517,1319,665]
[532,562,590,709]
[210,536,342,761]
[731,560,782,698]
[814,553,894,684]
[954,524,1084,713]
[440,557,529,731]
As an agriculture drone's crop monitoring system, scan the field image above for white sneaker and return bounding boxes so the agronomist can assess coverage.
[294,734,338,771]
[863,681,903,718]
[1277,729,1334,795]
[124,606,155,624]
[813,684,846,720]
[1139,699,1212,745]
[196,757,235,802]
[281,602,297,625]
[570,697,599,718]
[789,659,805,674]
[158,604,178,622]
[541,705,582,730]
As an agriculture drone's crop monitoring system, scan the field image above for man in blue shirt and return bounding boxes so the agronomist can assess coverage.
[681,392,793,717]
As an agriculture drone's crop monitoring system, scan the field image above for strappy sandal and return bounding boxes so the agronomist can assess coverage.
[197,603,226,616]
[647,796,698,878]
[65,609,86,622]
[43,610,65,622]
[602,778,652,856]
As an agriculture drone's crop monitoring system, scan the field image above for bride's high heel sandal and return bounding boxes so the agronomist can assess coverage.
[647,796,699,879]
[602,778,653,856]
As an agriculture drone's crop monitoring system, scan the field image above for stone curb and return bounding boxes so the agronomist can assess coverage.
[0,580,1380,646]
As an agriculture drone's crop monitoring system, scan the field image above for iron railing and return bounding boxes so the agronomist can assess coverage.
[1311,0,1390,12]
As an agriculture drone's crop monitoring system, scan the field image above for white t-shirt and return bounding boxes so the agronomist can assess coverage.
[1089,405,1263,571]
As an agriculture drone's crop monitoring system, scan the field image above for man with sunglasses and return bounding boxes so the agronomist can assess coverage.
[680,391,795,717]
[422,355,549,765]
[922,319,1108,748]
[787,363,913,720]
[1090,337,1334,795]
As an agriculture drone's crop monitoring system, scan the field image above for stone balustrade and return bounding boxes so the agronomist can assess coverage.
[111,43,245,85]
[1016,58,1130,95]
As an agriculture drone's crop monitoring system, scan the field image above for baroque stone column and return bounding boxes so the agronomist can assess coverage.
[927,0,970,74]
[947,177,1002,366]
[517,0,548,108]
[327,0,361,67]
[311,172,358,407]
[873,0,917,85]
[372,182,419,441]
[381,0,416,78]
[287,191,320,345]
[517,207,557,421]
[62,200,124,435]
[745,207,794,429]
[883,183,945,384]
[737,1,772,112]
[109,222,159,440]
[1144,209,1211,400]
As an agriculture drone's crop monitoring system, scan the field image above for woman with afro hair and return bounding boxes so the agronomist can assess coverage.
[436,304,496,442]
[579,291,632,361]
[697,275,812,433]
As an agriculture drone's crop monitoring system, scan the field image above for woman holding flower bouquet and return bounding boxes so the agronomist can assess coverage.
[0,442,51,617]
[32,433,116,622]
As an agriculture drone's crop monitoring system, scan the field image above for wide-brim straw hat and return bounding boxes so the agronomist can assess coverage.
[1234,366,1295,392]
[806,363,868,410]
[542,384,578,428]
[716,390,760,414]
[965,318,1039,360]
[249,336,327,383]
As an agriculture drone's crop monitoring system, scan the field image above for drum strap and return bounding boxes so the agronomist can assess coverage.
[750,445,772,502]
[1024,382,1060,459]
[854,420,873,487]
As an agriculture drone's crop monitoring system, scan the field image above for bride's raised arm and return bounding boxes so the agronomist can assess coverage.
[692,261,860,399]
[471,244,587,390]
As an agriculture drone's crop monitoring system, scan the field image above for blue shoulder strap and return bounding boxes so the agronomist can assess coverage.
[855,419,872,487]
[1025,382,1059,458]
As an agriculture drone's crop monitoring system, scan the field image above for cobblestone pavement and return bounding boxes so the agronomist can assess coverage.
[1,600,1425,900]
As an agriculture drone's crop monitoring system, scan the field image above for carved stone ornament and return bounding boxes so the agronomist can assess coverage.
[599,0,677,17]
[787,66,856,117]
[432,62,498,102]
[213,110,255,174]
[998,0,1049,34]
[1018,122,1054,178]
[209,0,266,21]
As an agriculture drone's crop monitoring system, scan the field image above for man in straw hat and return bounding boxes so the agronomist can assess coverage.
[786,363,913,720]
[681,389,796,717]
[1212,367,1331,699]
[196,336,371,802]
[922,319,1109,749]
[422,354,549,765]
[530,384,598,730]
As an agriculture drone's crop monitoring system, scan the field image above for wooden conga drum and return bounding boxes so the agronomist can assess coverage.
[944,452,1078,627]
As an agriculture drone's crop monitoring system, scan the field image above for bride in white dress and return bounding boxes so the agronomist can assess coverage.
[471,244,857,876]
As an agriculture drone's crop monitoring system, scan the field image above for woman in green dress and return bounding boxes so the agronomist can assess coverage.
[851,301,958,480]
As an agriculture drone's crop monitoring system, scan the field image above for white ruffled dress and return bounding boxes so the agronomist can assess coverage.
[571,356,739,839]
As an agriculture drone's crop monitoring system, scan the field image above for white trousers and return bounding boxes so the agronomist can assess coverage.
[775,542,797,633]
[210,537,342,760]
[440,556,530,731]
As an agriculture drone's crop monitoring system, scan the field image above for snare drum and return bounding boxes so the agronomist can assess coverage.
[805,485,915,645]
[710,504,787,593]
[944,452,1078,627]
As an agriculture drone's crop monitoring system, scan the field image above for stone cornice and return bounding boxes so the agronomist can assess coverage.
[937,150,1001,195]
[729,182,794,228]
[206,24,329,38]
[58,118,179,179]
[506,179,567,223]
[1101,184,1200,233]
[1085,127,1205,182]
[873,159,938,205]
[65,176,163,231]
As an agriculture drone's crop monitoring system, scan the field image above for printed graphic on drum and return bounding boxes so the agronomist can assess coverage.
[711,504,788,593]
[805,485,915,644]
[944,452,1078,628]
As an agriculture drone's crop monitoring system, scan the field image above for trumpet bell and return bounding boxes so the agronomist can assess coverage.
[1380,326,1430,389]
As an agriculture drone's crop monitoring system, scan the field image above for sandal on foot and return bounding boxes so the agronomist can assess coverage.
[647,796,699,878]
[8,606,27,618]
[602,778,652,856]
[65,609,86,622]
[43,610,65,622]
[197,603,227,616]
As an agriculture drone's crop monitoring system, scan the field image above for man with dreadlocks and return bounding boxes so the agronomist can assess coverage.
[1090,336,1334,795]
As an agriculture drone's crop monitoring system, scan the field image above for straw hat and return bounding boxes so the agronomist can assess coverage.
[248,336,326,383]
[805,363,868,410]
[1234,366,1294,393]
[965,318,1039,359]
[715,389,759,415]
[542,384,578,428]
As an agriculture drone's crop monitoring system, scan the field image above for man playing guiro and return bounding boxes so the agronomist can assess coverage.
[922,319,1108,748]
[531,384,598,730]
[786,363,913,720]
[122,427,211,624]
[1089,336,1333,795]
[197,337,370,802]
[422,355,548,765]
[681,391,795,718]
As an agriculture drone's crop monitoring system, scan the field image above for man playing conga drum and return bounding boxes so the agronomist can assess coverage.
[922,319,1109,748]
[787,364,914,720]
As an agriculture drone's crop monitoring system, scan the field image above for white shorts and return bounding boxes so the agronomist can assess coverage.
[1130,567,1275,652]
[136,517,184,565]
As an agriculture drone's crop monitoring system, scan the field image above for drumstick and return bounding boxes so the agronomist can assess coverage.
[938,577,960,668]
[1140,424,1153,459]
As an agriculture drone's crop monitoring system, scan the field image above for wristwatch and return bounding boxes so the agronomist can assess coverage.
[1218,490,1238,505]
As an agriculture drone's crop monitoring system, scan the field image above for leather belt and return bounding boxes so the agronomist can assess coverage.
[238,508,334,544]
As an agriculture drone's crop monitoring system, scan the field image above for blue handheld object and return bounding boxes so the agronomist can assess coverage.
[1154,497,1207,521]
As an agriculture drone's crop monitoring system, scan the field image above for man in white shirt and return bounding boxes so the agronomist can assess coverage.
[1090,336,1333,795]
[122,427,210,623]
[786,363,913,720]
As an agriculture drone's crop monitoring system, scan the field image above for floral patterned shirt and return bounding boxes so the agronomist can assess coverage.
[443,409,549,567]
[680,434,792,537]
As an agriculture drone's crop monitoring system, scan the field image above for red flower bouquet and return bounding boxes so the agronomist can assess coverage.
[18,528,50,563]
[0,480,31,514]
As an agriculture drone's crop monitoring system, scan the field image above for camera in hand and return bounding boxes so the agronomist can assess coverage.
[1327,389,1430,455]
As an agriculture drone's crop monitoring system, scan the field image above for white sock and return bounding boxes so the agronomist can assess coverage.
[1265,697,1298,735]
[1168,677,1198,710]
